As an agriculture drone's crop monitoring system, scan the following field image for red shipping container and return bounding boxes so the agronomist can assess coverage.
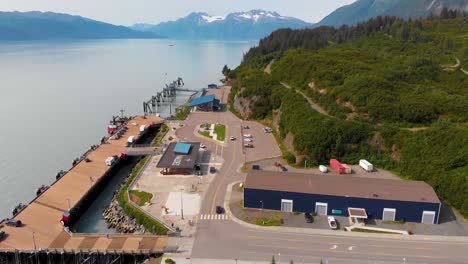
[330,159,351,174]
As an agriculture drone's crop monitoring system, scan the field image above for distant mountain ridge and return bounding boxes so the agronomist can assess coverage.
[0,11,161,40]
[316,0,468,27]
[132,10,313,40]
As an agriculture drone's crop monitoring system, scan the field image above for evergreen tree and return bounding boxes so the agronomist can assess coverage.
[271,256,276,264]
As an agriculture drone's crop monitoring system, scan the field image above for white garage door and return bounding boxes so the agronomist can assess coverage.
[382,208,396,221]
[315,202,328,216]
[281,199,293,212]
[421,211,435,224]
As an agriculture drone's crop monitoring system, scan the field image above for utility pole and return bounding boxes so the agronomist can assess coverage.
[120,109,125,119]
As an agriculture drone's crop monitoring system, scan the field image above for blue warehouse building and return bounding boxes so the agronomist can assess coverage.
[189,94,220,112]
[244,171,441,224]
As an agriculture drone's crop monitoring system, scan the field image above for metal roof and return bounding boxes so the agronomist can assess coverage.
[245,171,440,204]
[189,94,216,107]
[174,143,192,154]
[156,142,200,169]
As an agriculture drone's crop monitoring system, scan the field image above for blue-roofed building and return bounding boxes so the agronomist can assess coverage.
[208,83,218,89]
[174,143,192,154]
[189,94,219,112]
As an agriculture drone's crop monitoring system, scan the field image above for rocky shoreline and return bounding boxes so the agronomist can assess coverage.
[102,186,147,233]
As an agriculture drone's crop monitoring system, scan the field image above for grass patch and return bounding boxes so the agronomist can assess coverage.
[382,220,406,225]
[171,106,191,120]
[198,130,211,138]
[214,124,226,141]
[239,199,244,207]
[255,218,283,226]
[351,228,401,234]
[237,185,244,193]
[129,190,153,206]
[240,166,252,173]
[293,211,302,216]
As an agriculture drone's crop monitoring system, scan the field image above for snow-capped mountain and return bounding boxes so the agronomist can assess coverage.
[132,10,313,40]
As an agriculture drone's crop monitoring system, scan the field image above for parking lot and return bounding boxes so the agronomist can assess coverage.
[239,121,281,162]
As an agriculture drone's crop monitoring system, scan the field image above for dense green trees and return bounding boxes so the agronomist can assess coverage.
[229,16,468,217]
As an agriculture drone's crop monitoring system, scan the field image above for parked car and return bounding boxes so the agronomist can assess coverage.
[243,134,253,138]
[209,166,216,173]
[243,125,249,129]
[280,165,288,172]
[244,144,254,148]
[252,164,260,170]
[0,231,5,241]
[305,212,313,223]
[200,144,206,149]
[263,127,273,133]
[244,138,253,142]
[216,206,225,214]
[327,216,338,230]
[229,136,236,141]
[5,218,22,227]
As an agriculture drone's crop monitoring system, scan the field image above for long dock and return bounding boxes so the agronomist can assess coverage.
[0,116,167,254]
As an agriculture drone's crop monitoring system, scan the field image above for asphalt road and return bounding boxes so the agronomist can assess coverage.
[174,89,468,264]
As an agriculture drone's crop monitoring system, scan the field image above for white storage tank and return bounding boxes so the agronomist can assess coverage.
[319,165,328,173]
[359,159,373,172]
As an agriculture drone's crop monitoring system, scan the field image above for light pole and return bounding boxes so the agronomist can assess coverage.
[32,232,37,251]
[180,188,184,220]
[260,200,264,218]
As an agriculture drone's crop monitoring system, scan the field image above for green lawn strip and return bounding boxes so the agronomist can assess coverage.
[351,228,401,234]
[255,218,283,226]
[129,190,153,206]
[382,220,406,225]
[214,124,226,141]
[151,123,169,147]
[116,158,169,235]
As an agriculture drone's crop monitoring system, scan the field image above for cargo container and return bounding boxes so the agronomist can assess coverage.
[319,165,328,173]
[330,159,352,174]
[359,159,373,172]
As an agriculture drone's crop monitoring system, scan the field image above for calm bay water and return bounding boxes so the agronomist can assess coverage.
[0,39,253,219]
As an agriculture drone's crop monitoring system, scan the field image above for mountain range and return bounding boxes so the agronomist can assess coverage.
[132,10,312,40]
[0,11,160,40]
[316,0,468,27]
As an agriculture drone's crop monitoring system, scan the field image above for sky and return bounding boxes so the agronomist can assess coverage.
[0,0,357,26]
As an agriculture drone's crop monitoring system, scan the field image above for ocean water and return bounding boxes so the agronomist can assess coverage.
[0,39,253,219]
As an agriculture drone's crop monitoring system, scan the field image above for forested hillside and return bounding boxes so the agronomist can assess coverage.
[228,15,468,217]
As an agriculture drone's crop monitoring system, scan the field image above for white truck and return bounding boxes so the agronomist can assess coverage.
[105,156,117,166]
[319,165,328,173]
[359,159,373,172]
